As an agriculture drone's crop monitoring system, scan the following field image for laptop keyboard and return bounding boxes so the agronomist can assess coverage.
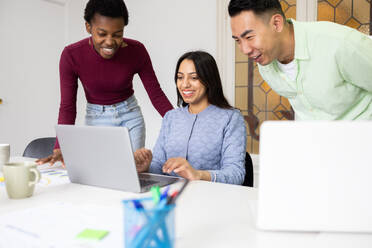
[140,179,158,187]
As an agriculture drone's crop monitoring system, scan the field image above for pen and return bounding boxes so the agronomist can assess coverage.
[132,199,144,210]
[160,185,170,201]
[166,191,178,205]
[167,179,189,205]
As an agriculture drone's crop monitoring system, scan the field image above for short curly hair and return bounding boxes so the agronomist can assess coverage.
[228,0,285,19]
[84,0,129,25]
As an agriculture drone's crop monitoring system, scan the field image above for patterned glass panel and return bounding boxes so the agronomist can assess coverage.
[234,0,295,154]
[318,0,371,35]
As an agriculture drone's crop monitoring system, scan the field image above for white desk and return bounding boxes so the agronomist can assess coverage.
[1,157,371,248]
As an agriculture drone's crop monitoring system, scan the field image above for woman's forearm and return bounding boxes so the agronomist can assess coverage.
[197,170,212,181]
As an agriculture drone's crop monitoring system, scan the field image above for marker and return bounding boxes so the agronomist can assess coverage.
[150,186,161,204]
[132,199,144,210]
[160,185,170,201]
[167,179,189,205]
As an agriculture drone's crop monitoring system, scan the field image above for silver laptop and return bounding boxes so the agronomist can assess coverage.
[257,121,372,233]
[56,125,179,193]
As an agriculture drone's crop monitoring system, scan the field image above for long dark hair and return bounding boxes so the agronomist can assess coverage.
[174,51,232,109]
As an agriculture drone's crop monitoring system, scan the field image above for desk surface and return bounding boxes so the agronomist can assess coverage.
[0,157,371,248]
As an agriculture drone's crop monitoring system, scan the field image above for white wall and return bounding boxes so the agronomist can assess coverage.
[64,0,89,126]
[0,0,218,155]
[0,0,66,156]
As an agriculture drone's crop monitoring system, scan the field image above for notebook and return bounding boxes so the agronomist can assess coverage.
[257,121,372,233]
[55,125,178,193]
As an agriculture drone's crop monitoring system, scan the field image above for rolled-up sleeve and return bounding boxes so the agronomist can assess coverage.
[337,34,372,93]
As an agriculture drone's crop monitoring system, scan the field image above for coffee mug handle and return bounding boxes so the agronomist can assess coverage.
[28,168,41,187]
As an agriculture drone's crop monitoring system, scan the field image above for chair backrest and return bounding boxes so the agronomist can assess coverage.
[23,137,56,158]
[242,152,254,187]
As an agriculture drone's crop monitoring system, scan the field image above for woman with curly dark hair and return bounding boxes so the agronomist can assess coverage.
[38,0,173,166]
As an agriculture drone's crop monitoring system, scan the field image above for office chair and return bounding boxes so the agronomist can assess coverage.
[242,152,254,187]
[23,137,56,158]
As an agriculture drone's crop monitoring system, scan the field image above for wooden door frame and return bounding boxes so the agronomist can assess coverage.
[216,0,236,105]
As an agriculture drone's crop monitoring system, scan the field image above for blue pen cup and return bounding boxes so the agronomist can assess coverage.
[123,198,175,248]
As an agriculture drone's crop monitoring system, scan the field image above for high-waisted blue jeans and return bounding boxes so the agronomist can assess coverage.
[85,95,146,151]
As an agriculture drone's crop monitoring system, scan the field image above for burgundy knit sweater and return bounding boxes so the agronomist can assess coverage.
[55,37,173,148]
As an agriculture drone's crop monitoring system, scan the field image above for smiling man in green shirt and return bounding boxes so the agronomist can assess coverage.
[228,0,372,120]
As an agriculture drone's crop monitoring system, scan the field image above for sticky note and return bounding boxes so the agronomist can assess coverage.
[76,229,109,241]
[0,177,4,182]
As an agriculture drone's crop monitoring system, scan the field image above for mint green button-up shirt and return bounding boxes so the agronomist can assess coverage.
[258,19,372,120]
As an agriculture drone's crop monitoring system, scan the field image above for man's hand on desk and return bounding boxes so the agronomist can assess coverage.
[134,148,152,172]
[36,148,65,168]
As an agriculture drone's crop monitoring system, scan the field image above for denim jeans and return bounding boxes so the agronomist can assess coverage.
[85,95,146,151]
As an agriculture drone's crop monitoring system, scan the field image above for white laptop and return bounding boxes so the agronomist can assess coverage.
[56,125,179,193]
[257,121,372,233]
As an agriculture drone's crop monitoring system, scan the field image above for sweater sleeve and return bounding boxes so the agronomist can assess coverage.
[54,48,79,149]
[149,111,171,174]
[137,43,173,117]
[208,110,247,185]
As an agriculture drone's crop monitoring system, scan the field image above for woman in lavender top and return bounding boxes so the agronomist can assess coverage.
[135,51,247,184]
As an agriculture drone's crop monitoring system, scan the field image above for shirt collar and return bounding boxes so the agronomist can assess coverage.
[290,19,310,60]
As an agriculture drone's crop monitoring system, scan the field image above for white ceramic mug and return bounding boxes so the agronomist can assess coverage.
[3,162,41,199]
[0,144,10,171]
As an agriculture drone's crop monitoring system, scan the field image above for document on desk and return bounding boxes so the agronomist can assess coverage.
[0,202,122,248]
[0,171,69,189]
[0,163,70,188]
[0,162,67,188]
[38,167,70,187]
